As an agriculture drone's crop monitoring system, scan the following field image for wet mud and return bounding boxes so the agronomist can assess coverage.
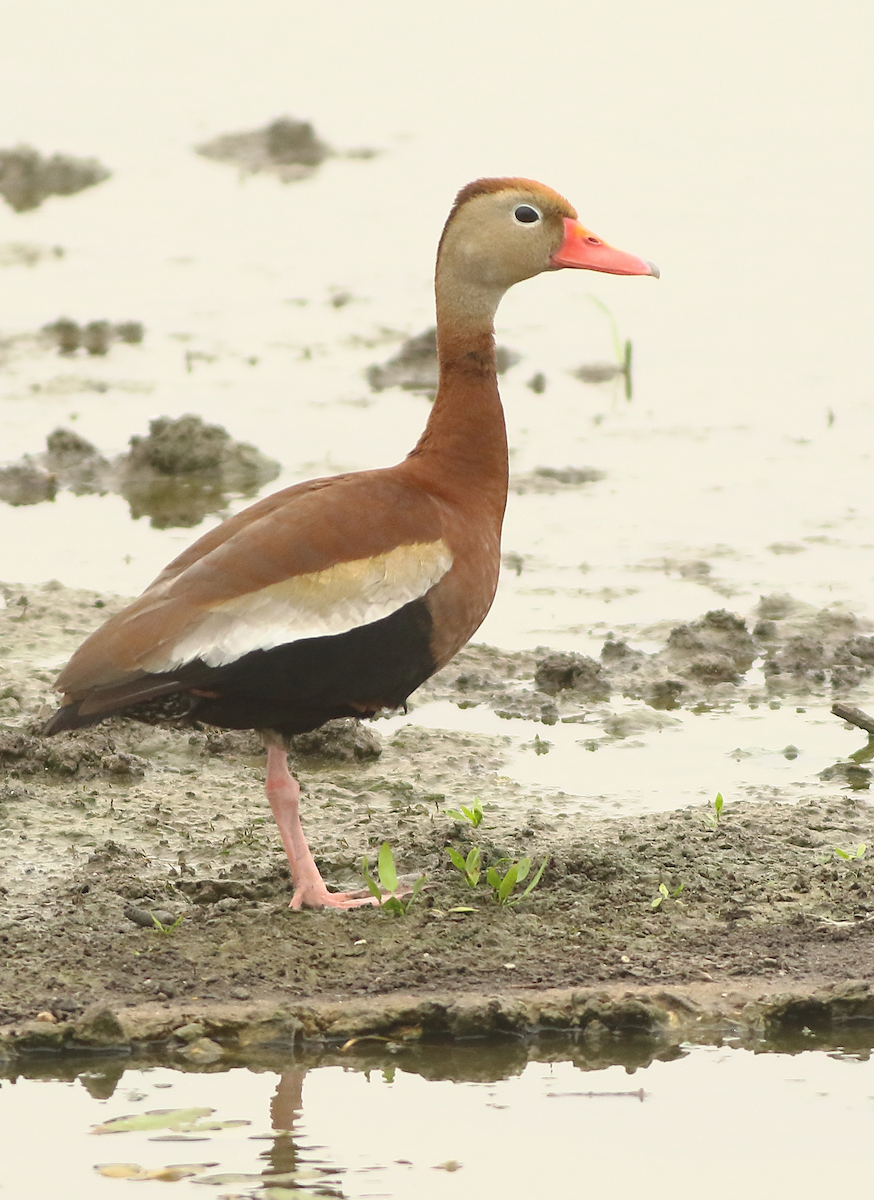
[0,145,110,213]
[0,416,281,528]
[3,583,874,1051]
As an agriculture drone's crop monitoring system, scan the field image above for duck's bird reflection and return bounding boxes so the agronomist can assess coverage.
[263,1069,305,1177]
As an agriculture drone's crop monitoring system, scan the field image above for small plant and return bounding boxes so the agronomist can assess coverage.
[705,792,725,826]
[486,856,548,906]
[446,844,481,888]
[834,843,866,862]
[150,912,184,935]
[651,882,685,909]
[444,797,484,828]
[361,841,425,916]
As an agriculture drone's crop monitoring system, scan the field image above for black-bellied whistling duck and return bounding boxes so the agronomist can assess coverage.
[43,178,657,909]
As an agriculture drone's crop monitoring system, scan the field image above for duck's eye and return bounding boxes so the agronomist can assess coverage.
[513,204,541,225]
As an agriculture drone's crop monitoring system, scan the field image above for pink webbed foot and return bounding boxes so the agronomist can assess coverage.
[288,883,379,912]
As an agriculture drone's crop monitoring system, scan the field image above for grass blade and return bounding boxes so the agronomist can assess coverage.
[377,841,399,894]
[498,863,518,904]
[516,856,548,902]
[446,847,466,872]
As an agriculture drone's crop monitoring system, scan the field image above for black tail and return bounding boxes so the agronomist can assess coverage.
[42,702,106,736]
[42,677,186,736]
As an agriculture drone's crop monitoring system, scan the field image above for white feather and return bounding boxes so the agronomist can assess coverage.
[147,540,453,670]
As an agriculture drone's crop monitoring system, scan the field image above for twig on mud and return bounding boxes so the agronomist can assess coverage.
[831,703,874,737]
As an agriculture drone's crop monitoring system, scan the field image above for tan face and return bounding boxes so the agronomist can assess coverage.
[438,188,572,291]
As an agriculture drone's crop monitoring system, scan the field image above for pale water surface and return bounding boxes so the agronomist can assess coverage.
[3,1042,874,1200]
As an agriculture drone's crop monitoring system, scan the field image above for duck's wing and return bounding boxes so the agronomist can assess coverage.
[48,470,452,722]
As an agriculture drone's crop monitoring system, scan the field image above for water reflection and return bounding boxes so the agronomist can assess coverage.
[6,1030,874,1200]
[265,1068,305,1179]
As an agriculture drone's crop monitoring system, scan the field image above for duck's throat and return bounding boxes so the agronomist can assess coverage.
[405,324,508,503]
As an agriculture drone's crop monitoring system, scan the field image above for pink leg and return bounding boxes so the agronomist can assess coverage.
[265,744,378,911]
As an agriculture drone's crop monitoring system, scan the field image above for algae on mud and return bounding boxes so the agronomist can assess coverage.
[2,581,874,1043]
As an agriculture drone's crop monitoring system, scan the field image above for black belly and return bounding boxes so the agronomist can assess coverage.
[133,596,435,736]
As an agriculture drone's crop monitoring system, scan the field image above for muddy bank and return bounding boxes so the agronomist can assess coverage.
[5,981,874,1066]
[2,582,874,1037]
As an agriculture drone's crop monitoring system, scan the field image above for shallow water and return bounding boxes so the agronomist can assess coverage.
[5,1037,874,1200]
[1,4,873,809]
[383,696,855,815]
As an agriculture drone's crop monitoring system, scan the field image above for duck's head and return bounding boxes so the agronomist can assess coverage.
[437,177,658,303]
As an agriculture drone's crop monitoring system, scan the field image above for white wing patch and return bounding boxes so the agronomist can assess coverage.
[147,540,453,670]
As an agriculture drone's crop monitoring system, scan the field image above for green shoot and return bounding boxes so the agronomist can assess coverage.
[444,797,484,828]
[446,845,481,888]
[834,843,866,862]
[486,856,548,906]
[361,842,426,916]
[150,912,183,935]
[705,792,725,826]
[651,882,685,909]
[587,294,623,363]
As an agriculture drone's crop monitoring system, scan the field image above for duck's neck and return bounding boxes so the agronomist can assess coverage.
[405,269,509,510]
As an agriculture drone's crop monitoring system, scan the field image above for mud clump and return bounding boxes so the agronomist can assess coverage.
[196,117,337,182]
[191,729,264,758]
[367,328,519,395]
[0,460,57,507]
[263,118,330,167]
[0,416,281,529]
[0,145,110,213]
[43,318,144,356]
[758,603,874,696]
[125,414,266,479]
[534,652,610,701]
[289,719,383,763]
[663,610,757,682]
[44,428,110,496]
[0,728,147,780]
[122,415,281,529]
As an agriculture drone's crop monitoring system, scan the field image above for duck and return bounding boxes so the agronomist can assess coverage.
[43,177,657,910]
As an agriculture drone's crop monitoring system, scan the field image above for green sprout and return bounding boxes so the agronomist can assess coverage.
[446,845,481,888]
[705,792,725,826]
[150,912,184,935]
[361,841,426,916]
[651,882,685,909]
[486,856,548,906]
[444,797,484,828]
[834,843,866,862]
